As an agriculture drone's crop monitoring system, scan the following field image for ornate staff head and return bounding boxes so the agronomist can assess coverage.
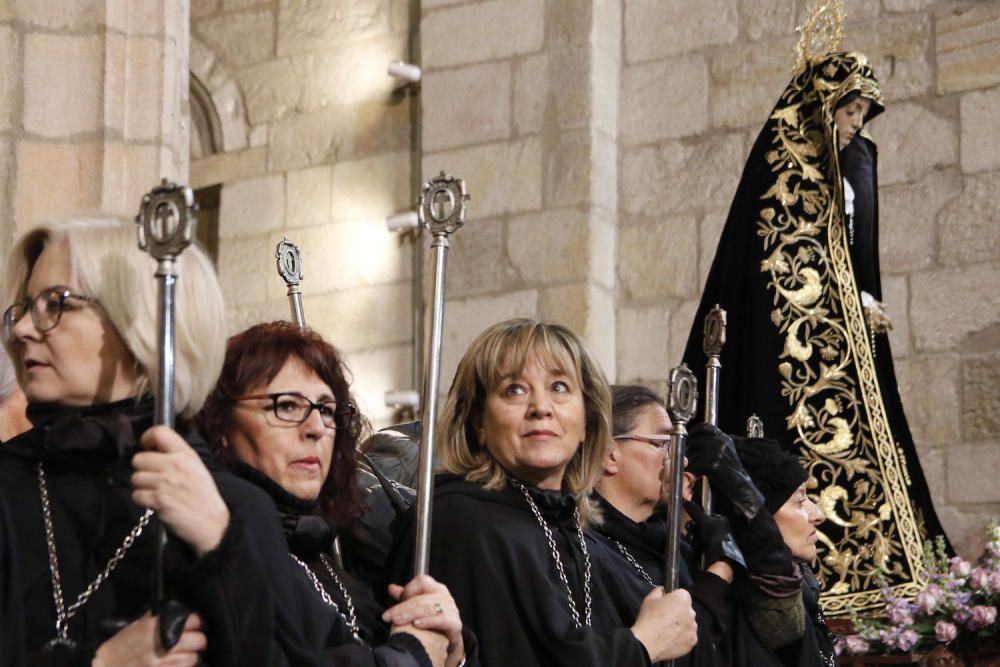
[136,179,197,270]
[702,305,727,358]
[275,237,304,287]
[666,363,698,428]
[418,171,469,237]
[275,237,306,330]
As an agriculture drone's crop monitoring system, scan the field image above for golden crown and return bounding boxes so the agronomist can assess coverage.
[795,0,846,70]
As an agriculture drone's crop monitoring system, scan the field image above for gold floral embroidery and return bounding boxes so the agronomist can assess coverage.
[757,52,927,614]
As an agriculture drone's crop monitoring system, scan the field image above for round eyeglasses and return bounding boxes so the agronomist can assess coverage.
[2,286,99,344]
[612,434,673,450]
[235,392,356,430]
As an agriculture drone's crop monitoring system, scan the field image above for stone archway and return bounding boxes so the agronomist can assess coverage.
[189,35,248,156]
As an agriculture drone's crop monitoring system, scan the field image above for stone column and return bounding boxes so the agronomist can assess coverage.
[421,0,622,381]
[1,0,189,245]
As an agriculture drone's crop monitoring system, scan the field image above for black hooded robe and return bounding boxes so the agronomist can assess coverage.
[389,475,655,667]
[682,51,948,615]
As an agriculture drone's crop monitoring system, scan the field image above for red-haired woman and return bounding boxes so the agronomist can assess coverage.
[198,321,470,667]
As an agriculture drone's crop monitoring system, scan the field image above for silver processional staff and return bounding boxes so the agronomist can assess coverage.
[135,178,197,650]
[275,237,306,329]
[663,362,697,667]
[413,172,469,576]
[700,305,727,515]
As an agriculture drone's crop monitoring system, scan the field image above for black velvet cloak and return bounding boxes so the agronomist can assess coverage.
[589,495,729,667]
[682,51,947,614]
[0,398,279,666]
[389,474,655,667]
[227,460,438,667]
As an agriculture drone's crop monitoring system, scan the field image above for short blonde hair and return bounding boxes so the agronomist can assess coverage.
[438,318,611,524]
[3,216,225,417]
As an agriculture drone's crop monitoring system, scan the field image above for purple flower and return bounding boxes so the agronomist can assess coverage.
[970,566,990,590]
[897,629,920,652]
[966,605,997,630]
[935,620,958,643]
[916,584,946,615]
[950,557,972,578]
[845,635,870,655]
[887,600,915,626]
[990,571,1000,594]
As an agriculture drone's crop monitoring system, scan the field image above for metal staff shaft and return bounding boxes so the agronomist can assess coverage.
[413,173,468,576]
[701,306,727,516]
[664,363,697,667]
[273,237,348,565]
[136,179,197,648]
[664,364,698,592]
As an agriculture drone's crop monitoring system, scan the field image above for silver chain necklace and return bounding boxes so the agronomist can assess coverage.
[37,462,153,648]
[510,478,592,628]
[612,539,655,587]
[289,552,361,642]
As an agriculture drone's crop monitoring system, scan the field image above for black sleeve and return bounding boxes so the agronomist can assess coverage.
[169,491,278,667]
[0,489,25,667]
[390,497,651,667]
[689,570,732,649]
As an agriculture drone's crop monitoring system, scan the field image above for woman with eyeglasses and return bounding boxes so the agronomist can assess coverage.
[0,217,294,666]
[592,384,734,667]
[197,321,470,667]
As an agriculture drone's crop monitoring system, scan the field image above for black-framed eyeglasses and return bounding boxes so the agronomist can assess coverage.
[613,434,673,450]
[2,286,100,344]
[235,392,356,429]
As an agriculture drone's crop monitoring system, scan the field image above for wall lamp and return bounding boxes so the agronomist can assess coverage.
[385,210,420,232]
[387,61,422,85]
[385,389,420,410]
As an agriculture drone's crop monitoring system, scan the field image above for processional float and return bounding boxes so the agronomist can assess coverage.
[135,179,198,650]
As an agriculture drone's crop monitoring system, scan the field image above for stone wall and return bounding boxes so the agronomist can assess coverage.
[0,0,188,248]
[616,0,1000,557]
[189,0,416,424]
[420,0,622,385]
[191,0,999,554]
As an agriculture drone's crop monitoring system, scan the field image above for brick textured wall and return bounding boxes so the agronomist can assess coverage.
[0,1,188,248]
[189,0,415,425]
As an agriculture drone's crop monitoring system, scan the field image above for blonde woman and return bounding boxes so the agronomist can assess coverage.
[391,319,697,667]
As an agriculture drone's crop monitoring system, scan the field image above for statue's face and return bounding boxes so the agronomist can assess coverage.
[834,97,872,148]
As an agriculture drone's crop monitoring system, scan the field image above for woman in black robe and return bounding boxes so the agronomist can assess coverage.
[591,384,732,667]
[197,320,470,667]
[0,217,285,666]
[683,51,948,616]
[389,318,698,667]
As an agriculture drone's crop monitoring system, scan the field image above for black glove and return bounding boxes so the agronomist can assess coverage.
[158,599,192,650]
[686,423,765,520]
[685,501,746,569]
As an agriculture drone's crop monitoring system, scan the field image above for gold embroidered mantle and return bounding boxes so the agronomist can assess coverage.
[756,52,927,614]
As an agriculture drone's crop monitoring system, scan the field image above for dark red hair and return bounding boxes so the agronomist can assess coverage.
[197,321,367,527]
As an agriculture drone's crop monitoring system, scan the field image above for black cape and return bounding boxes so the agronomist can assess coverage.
[0,398,279,666]
[588,495,729,667]
[389,474,654,667]
[226,460,439,667]
[682,51,947,614]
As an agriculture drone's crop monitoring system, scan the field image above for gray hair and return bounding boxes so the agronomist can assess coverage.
[3,216,226,417]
